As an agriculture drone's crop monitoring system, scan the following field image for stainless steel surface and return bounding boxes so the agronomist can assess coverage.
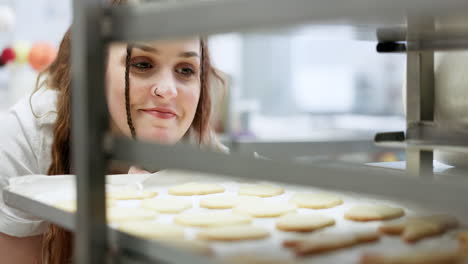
[405,17,435,177]
[72,1,109,263]
[107,0,468,42]
[3,190,219,264]
[434,51,468,168]
[377,26,468,51]
[231,139,391,160]
[111,137,468,214]
[376,123,468,153]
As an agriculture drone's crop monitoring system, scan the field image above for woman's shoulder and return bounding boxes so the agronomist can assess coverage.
[0,88,58,176]
[11,88,58,127]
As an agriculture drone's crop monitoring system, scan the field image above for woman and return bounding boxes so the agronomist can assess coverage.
[0,0,225,263]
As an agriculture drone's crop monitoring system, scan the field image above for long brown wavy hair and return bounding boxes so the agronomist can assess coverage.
[37,1,224,263]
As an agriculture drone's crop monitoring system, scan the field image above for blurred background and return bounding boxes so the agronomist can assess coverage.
[0,0,406,164]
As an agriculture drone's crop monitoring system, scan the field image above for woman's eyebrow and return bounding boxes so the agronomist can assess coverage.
[178,51,199,58]
[133,44,159,53]
[132,43,199,58]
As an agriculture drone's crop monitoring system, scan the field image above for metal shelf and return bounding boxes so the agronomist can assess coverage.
[3,189,218,264]
[110,137,468,215]
[375,123,468,153]
[107,0,468,42]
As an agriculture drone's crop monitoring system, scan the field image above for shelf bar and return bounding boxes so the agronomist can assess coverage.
[110,137,468,215]
[107,0,468,42]
[405,17,435,177]
[71,1,109,263]
[231,139,388,160]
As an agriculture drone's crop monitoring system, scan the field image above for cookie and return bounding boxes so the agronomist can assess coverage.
[199,195,262,209]
[141,197,192,213]
[290,193,343,209]
[174,211,251,227]
[379,215,459,243]
[238,184,284,197]
[197,225,270,241]
[107,189,157,200]
[107,207,157,222]
[54,199,115,212]
[276,214,335,232]
[234,202,296,218]
[345,205,404,222]
[284,231,380,256]
[168,182,225,196]
[118,221,184,239]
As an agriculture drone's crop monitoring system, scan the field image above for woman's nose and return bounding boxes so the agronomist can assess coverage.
[152,70,178,99]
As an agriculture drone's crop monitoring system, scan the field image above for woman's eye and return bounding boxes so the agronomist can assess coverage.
[176,67,195,76]
[131,62,153,70]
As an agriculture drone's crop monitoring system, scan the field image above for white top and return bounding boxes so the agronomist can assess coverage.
[0,88,57,237]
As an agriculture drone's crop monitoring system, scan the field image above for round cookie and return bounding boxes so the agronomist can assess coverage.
[344,205,404,222]
[197,225,270,241]
[289,193,343,209]
[107,207,157,222]
[284,231,380,256]
[276,214,335,232]
[118,221,184,239]
[141,197,192,213]
[234,202,296,218]
[107,189,157,200]
[238,184,284,197]
[54,199,115,212]
[174,211,251,227]
[199,195,262,209]
[168,182,225,196]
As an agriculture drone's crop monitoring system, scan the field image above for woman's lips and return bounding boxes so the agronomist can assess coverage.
[141,108,177,120]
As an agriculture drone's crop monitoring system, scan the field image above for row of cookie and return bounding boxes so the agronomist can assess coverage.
[106,182,346,210]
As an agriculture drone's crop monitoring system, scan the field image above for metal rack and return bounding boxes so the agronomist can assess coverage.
[4,0,468,263]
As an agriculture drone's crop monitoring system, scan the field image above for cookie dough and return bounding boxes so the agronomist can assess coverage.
[238,184,284,197]
[345,205,404,222]
[174,211,252,227]
[118,221,184,239]
[141,197,192,213]
[276,214,335,232]
[54,199,115,212]
[107,207,157,222]
[284,231,380,256]
[197,225,270,241]
[168,182,225,196]
[107,189,157,200]
[234,202,296,218]
[289,193,343,209]
[199,195,262,209]
[379,215,459,243]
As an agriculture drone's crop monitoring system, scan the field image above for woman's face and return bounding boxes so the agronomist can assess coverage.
[106,38,201,144]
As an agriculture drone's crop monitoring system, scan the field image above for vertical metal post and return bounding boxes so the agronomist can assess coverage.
[405,17,435,177]
[72,0,109,263]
